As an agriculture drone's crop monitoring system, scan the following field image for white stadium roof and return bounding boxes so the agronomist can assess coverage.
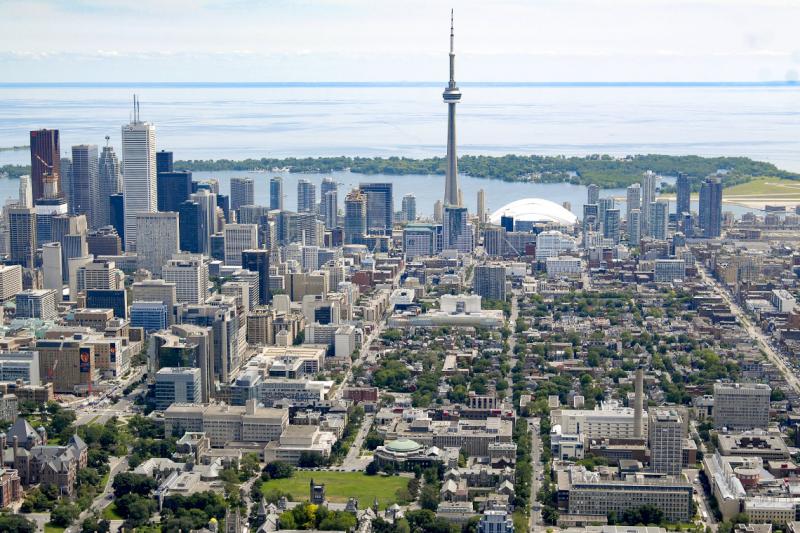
[489,198,578,226]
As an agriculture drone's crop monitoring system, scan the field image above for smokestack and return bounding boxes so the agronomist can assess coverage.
[634,367,643,438]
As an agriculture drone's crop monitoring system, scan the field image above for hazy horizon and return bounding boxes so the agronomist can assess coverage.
[3,0,800,83]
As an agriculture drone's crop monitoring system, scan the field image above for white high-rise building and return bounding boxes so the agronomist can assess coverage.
[535,230,576,259]
[18,175,32,208]
[163,254,210,304]
[0,265,23,302]
[77,259,124,291]
[223,224,258,266]
[626,183,641,222]
[628,208,641,244]
[42,242,63,292]
[122,99,157,251]
[136,212,179,276]
[649,200,670,240]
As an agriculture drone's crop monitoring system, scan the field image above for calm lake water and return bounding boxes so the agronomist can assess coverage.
[1,82,795,216]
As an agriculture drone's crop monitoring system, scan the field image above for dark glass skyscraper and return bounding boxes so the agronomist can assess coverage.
[217,194,230,222]
[270,177,283,211]
[359,182,393,234]
[179,200,204,253]
[676,172,691,216]
[110,193,125,246]
[156,150,174,174]
[699,176,722,238]
[157,171,193,212]
[242,249,271,304]
[30,129,62,203]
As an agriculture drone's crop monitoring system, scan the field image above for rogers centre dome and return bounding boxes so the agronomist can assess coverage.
[489,198,578,226]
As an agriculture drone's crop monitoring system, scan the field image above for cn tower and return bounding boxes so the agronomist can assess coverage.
[443,9,462,207]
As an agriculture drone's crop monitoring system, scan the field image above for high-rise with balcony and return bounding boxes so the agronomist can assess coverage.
[401,194,417,222]
[640,171,657,236]
[122,96,157,251]
[699,176,723,239]
[230,176,255,212]
[9,206,37,269]
[676,172,691,217]
[323,191,338,229]
[297,179,316,213]
[344,189,366,245]
[270,177,284,211]
[649,200,669,240]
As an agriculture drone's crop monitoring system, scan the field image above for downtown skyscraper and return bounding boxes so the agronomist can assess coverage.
[29,129,62,204]
[230,176,255,212]
[675,172,691,217]
[360,182,393,235]
[122,97,157,251]
[297,179,316,213]
[70,144,99,227]
[699,176,722,238]
[270,177,284,211]
[97,137,122,228]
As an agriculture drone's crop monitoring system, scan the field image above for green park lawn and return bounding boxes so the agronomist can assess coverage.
[44,524,65,533]
[102,503,124,521]
[261,471,410,509]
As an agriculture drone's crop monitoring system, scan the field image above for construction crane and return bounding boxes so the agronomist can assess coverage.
[47,358,58,383]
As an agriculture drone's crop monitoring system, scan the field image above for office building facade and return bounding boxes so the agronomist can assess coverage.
[136,212,180,277]
[230,176,255,212]
[122,107,157,251]
[360,182,393,234]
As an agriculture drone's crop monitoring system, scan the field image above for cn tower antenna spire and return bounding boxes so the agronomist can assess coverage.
[443,8,462,207]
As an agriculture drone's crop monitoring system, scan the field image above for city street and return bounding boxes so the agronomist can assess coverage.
[698,265,800,393]
[341,413,375,471]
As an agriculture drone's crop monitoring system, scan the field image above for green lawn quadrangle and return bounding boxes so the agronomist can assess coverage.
[260,471,409,509]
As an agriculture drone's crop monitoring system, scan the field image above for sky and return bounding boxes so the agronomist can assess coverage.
[1,0,800,83]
